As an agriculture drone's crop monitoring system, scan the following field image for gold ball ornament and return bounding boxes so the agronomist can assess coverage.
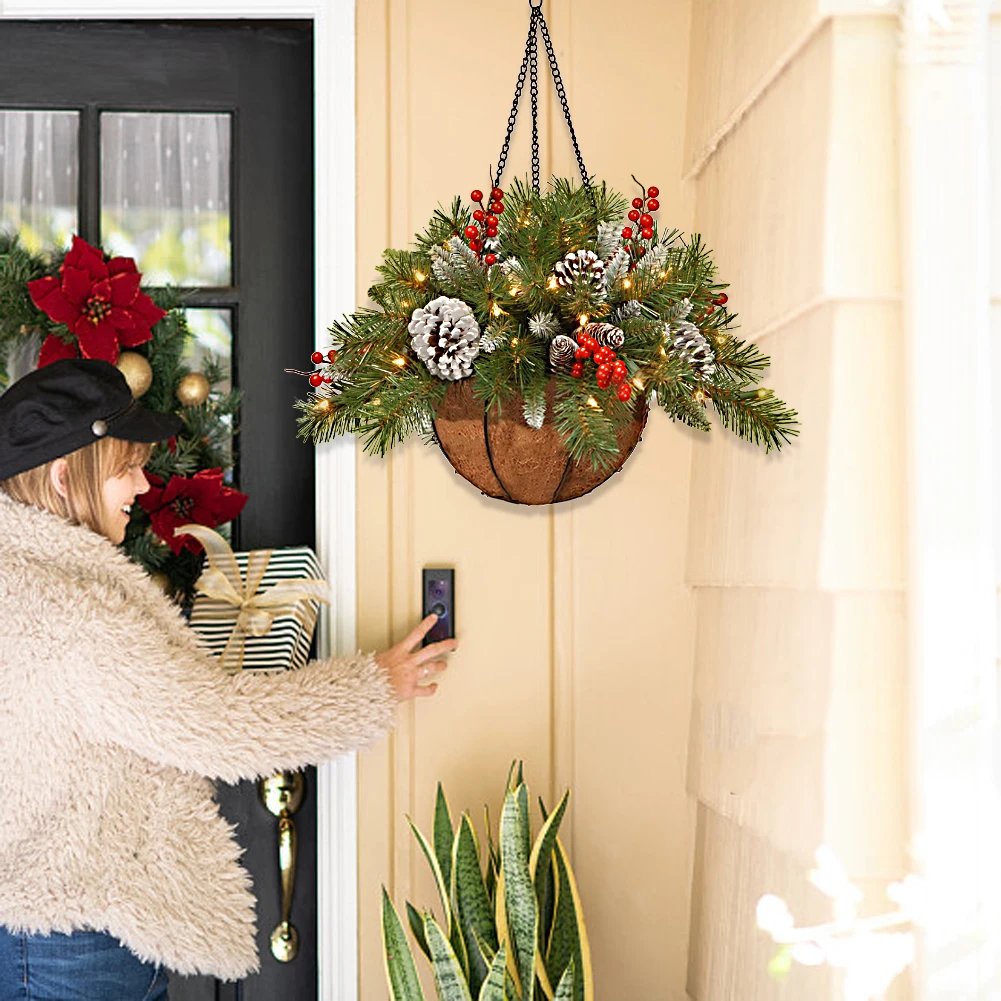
[116,351,154,398]
[175,372,211,408]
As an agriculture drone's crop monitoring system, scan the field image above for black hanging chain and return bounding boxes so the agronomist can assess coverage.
[493,1,592,201]
[493,6,542,189]
[529,16,540,191]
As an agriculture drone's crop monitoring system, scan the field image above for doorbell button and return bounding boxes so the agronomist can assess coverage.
[422,568,455,646]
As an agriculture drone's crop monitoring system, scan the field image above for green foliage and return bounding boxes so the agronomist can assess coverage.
[298,175,798,469]
[382,763,594,1001]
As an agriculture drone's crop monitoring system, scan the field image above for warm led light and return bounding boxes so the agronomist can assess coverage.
[548,277,559,290]
[660,346,667,356]
[632,377,645,390]
[392,356,407,367]
[491,303,502,317]
[511,338,519,347]
[622,279,631,289]
[401,301,411,309]
[371,398,381,406]
[315,400,330,412]
[509,285,521,296]
[413,270,426,283]
[757,388,773,399]
[659,270,668,278]
[578,314,589,327]
[693,389,707,403]
[587,397,599,408]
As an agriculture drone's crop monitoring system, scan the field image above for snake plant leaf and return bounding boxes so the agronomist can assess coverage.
[406,900,431,960]
[484,805,499,904]
[529,790,569,901]
[409,815,469,977]
[501,790,538,1001]
[453,813,498,997]
[544,840,593,1001]
[477,943,507,1001]
[435,783,454,891]
[408,816,453,931]
[554,960,574,1001]
[516,783,531,855]
[382,888,426,1001]
[424,913,473,1001]
[472,927,497,969]
[506,760,524,794]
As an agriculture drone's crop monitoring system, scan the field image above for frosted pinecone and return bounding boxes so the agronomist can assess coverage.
[582,322,624,349]
[409,296,481,381]
[552,250,605,290]
[529,312,560,340]
[668,321,716,379]
[549,334,578,372]
[611,299,642,324]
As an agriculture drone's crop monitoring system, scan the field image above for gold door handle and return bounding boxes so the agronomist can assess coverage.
[258,771,305,962]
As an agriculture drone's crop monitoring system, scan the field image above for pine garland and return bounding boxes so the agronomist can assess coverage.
[297,176,799,466]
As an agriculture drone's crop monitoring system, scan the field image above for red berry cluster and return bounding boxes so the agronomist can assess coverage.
[307,348,338,388]
[693,292,729,323]
[570,332,632,402]
[620,183,660,267]
[465,187,504,266]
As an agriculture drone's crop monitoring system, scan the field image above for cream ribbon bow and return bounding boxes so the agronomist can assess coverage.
[177,523,330,672]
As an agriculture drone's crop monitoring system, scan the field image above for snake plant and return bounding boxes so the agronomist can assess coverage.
[382,763,594,1001]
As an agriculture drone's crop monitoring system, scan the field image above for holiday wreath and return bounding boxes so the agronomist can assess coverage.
[0,233,246,598]
[295,4,797,504]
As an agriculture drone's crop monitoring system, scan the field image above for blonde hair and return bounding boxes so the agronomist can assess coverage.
[0,437,153,539]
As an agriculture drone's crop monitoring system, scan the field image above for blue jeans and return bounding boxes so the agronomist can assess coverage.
[0,928,167,1001]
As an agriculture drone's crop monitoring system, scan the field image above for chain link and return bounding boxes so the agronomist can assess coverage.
[536,10,592,198]
[493,8,541,188]
[494,1,593,208]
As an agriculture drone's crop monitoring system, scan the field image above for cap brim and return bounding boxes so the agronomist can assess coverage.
[109,404,183,443]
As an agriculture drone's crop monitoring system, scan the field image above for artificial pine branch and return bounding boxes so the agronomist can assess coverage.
[706,383,799,451]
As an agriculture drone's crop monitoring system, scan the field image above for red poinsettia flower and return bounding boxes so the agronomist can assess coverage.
[139,468,249,555]
[28,235,167,365]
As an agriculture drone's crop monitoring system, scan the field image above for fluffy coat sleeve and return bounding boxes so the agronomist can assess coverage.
[29,564,397,782]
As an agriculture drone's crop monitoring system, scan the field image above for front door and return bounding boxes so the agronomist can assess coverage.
[0,20,317,999]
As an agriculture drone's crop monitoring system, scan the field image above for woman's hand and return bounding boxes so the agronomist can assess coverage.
[375,614,457,701]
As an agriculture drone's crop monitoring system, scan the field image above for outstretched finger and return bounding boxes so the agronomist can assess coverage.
[402,613,439,650]
[414,682,439,698]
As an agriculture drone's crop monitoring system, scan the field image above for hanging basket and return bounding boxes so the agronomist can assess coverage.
[433,380,648,505]
[293,0,799,499]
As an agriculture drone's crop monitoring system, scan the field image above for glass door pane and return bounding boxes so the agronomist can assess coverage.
[101,112,231,286]
[0,109,78,251]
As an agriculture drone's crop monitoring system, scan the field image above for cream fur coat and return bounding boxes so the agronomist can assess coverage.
[0,491,396,980]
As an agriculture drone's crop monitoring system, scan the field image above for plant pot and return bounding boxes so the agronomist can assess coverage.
[432,379,648,505]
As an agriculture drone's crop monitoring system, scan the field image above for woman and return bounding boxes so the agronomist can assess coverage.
[0,358,455,1000]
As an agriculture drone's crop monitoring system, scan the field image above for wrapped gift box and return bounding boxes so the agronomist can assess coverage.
[188,545,326,672]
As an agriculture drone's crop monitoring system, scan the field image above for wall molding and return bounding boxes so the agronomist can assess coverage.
[683,9,898,182]
[0,4,360,999]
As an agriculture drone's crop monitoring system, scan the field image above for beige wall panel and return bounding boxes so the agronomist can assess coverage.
[561,415,696,998]
[991,20,1001,298]
[818,301,904,590]
[692,26,832,337]
[686,305,831,589]
[823,17,900,297]
[824,591,907,877]
[687,302,903,590]
[684,0,822,173]
[355,0,699,997]
[687,803,832,1000]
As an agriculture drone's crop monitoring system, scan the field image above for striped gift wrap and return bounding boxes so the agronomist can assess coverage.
[189,546,325,672]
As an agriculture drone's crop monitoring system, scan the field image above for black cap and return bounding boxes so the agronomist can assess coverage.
[0,358,183,481]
